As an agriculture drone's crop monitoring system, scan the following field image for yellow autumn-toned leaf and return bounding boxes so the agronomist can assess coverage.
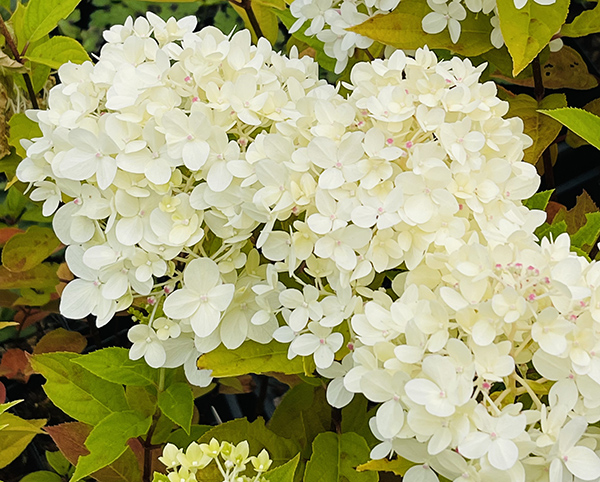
[348,0,493,56]
[496,0,569,75]
[562,3,600,37]
[503,93,566,165]
[231,3,279,45]
[356,457,415,476]
[0,413,46,468]
[492,46,598,90]
[0,322,18,330]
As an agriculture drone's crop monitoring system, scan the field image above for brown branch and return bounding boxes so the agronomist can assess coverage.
[0,16,38,109]
[532,55,554,192]
[229,0,264,41]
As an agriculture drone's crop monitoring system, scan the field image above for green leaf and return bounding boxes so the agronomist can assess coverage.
[348,0,494,56]
[157,382,194,435]
[571,212,600,253]
[46,450,71,476]
[566,98,600,148]
[496,0,569,75]
[268,384,330,457]
[0,399,21,415]
[504,93,566,165]
[304,432,377,482]
[22,0,82,43]
[264,453,300,482]
[2,226,60,273]
[167,425,212,448]
[196,340,304,377]
[273,9,336,72]
[152,475,170,482]
[198,418,299,471]
[30,352,129,425]
[341,394,378,447]
[71,411,152,482]
[73,347,158,386]
[0,413,46,469]
[561,3,600,37]
[8,113,42,159]
[539,107,600,151]
[20,472,63,482]
[535,219,567,241]
[523,190,554,211]
[25,36,90,70]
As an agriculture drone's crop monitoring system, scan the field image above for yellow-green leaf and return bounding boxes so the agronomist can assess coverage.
[197,340,304,377]
[356,457,416,476]
[0,413,46,469]
[30,352,129,426]
[71,411,152,482]
[562,3,600,37]
[8,113,42,159]
[496,0,569,75]
[2,226,60,273]
[504,93,566,165]
[157,383,194,435]
[348,0,494,56]
[0,263,59,290]
[231,3,279,44]
[0,321,18,330]
[539,107,600,151]
[25,36,90,70]
[22,0,81,43]
[566,98,600,148]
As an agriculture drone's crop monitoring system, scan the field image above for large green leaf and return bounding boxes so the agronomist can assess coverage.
[167,425,212,448]
[539,107,600,151]
[268,384,330,457]
[304,432,377,482]
[198,418,299,471]
[496,0,569,75]
[22,0,81,43]
[196,340,304,377]
[0,263,59,290]
[8,113,42,159]
[2,226,60,273]
[71,411,152,482]
[523,190,553,212]
[0,413,46,469]
[561,3,600,37]
[348,0,494,56]
[30,352,129,425]
[157,382,194,435]
[25,36,90,70]
[73,347,158,387]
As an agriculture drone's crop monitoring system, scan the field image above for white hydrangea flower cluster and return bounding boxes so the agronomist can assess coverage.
[288,0,560,70]
[159,439,272,482]
[17,14,600,481]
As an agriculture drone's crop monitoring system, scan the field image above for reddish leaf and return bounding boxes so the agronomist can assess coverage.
[45,422,143,482]
[0,227,24,246]
[34,328,87,355]
[546,201,565,224]
[0,381,5,403]
[0,348,34,382]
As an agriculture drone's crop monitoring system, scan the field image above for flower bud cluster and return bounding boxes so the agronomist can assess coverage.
[159,439,272,482]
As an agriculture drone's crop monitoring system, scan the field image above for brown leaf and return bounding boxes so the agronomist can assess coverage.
[553,190,599,235]
[33,328,87,355]
[264,372,303,387]
[546,201,566,224]
[493,46,598,90]
[13,307,49,330]
[0,381,6,403]
[218,375,255,394]
[0,348,34,382]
